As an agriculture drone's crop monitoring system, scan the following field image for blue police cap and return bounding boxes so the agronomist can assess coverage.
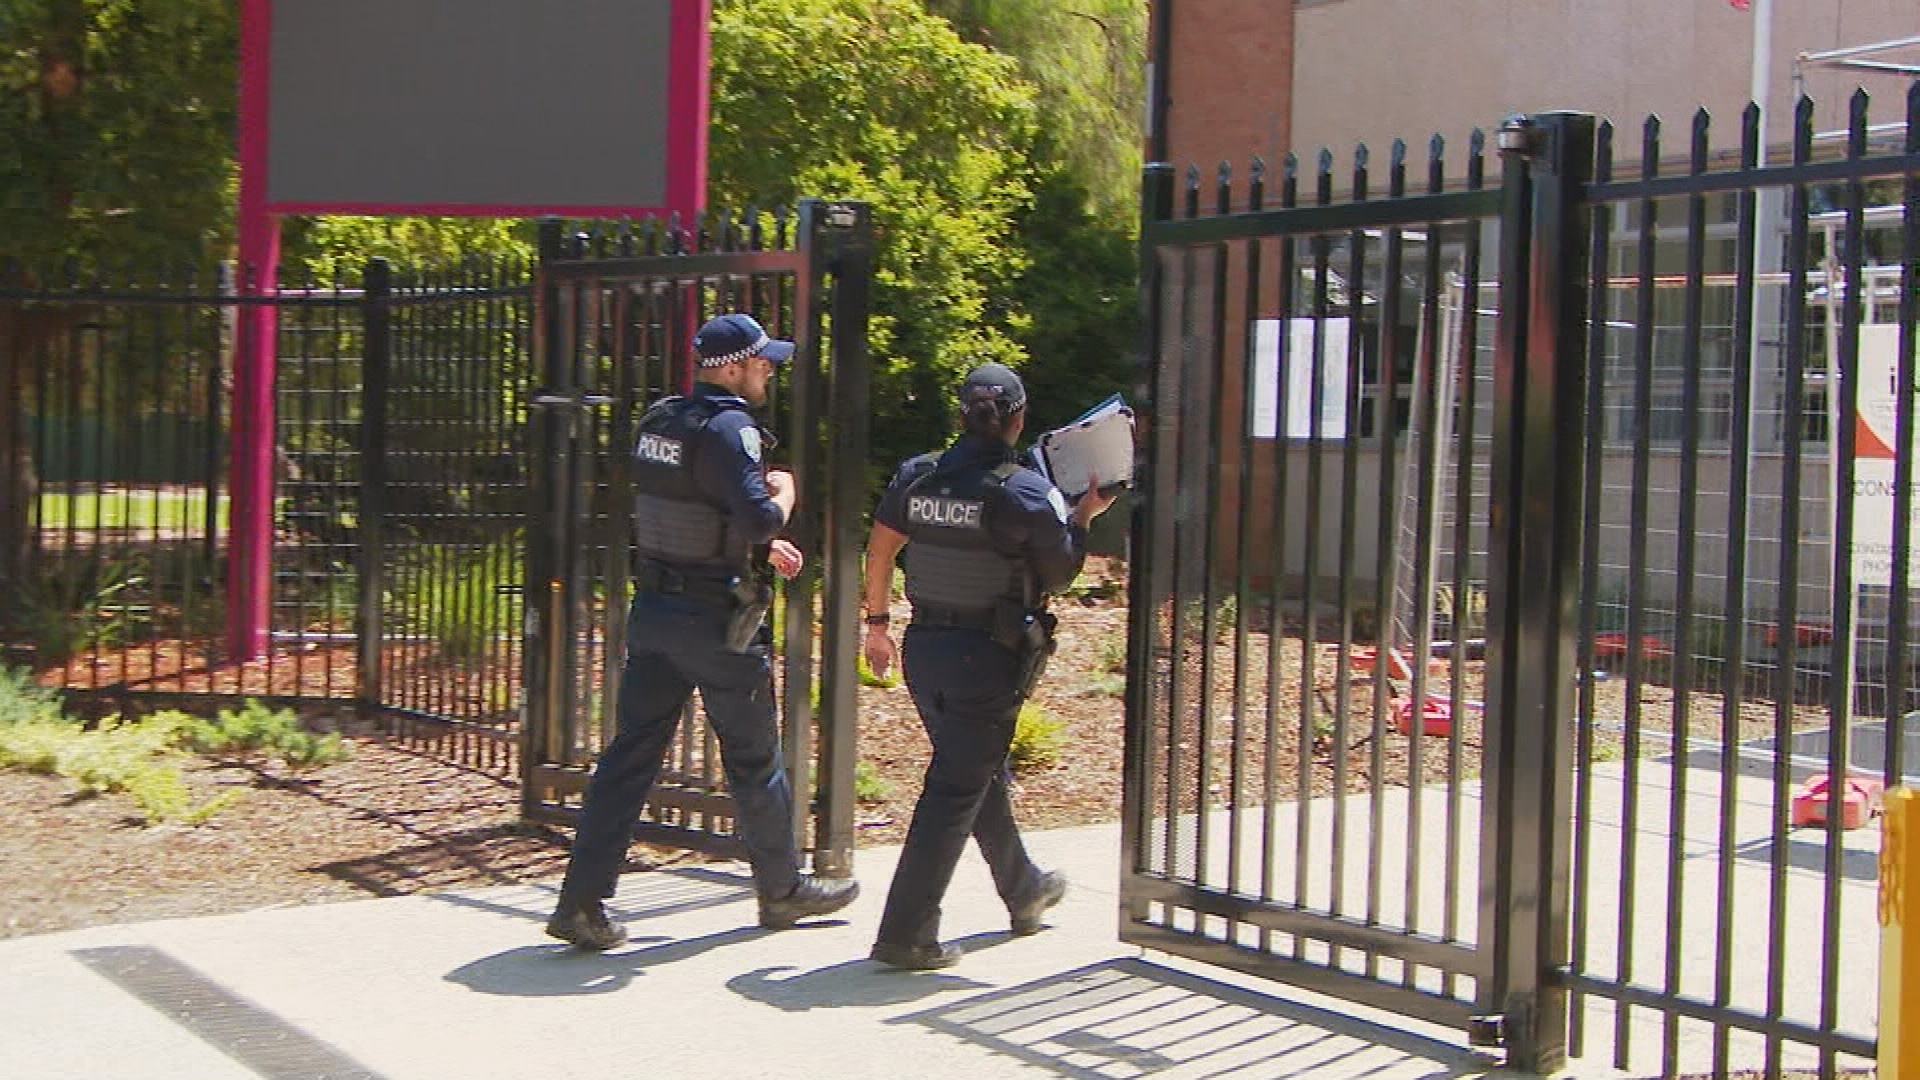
[694,313,795,368]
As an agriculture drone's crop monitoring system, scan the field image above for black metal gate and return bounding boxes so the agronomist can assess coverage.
[1129,89,1917,1077]
[1125,137,1516,1047]
[521,204,874,875]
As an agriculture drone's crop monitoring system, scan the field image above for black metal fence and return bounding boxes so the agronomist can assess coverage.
[521,205,873,873]
[1129,85,1917,1078]
[0,257,533,777]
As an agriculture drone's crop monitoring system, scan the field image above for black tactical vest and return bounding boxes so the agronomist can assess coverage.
[900,458,1029,612]
[630,395,742,566]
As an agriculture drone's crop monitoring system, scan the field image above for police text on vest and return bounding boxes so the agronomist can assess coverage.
[636,434,685,466]
[906,495,984,529]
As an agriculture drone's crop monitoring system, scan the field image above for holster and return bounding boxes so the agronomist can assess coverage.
[723,571,775,653]
[1001,606,1058,698]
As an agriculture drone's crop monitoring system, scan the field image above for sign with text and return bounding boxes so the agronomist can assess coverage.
[1843,324,1919,588]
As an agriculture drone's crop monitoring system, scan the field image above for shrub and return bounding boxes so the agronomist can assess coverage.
[854,759,892,804]
[0,667,65,728]
[395,543,522,664]
[0,709,239,826]
[172,700,353,771]
[14,555,150,664]
[1008,704,1066,773]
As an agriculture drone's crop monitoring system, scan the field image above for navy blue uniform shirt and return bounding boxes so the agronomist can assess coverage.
[683,383,785,547]
[875,434,1088,595]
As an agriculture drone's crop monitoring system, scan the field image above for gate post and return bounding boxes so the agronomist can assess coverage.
[803,200,873,877]
[522,220,573,817]
[1121,162,1177,914]
[1477,111,1595,1073]
[355,258,392,712]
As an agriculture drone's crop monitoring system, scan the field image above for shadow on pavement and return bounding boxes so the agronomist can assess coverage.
[445,925,772,997]
[426,865,758,924]
[725,931,1013,1012]
[892,957,1498,1080]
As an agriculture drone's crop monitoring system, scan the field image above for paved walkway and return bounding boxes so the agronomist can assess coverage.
[0,821,1514,1080]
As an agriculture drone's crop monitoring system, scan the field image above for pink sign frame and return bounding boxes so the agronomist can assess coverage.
[237,0,711,219]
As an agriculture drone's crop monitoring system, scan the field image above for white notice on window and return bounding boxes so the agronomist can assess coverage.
[1251,319,1281,439]
[1250,317,1349,439]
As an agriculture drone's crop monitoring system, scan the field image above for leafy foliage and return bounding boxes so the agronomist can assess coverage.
[13,553,149,664]
[393,542,523,664]
[854,759,892,804]
[1008,702,1065,772]
[0,683,248,825]
[922,0,1148,220]
[710,0,1041,471]
[170,699,352,771]
[0,0,239,267]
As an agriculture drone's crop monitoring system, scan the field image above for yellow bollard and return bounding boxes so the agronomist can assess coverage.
[1884,787,1920,1078]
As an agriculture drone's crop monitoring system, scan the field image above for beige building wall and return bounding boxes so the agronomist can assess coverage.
[1291,0,1918,164]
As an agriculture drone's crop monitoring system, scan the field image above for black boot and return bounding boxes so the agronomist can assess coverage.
[545,898,628,951]
[1009,870,1067,937]
[758,875,860,929]
[870,940,964,970]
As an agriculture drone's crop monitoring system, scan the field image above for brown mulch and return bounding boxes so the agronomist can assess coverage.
[0,725,580,941]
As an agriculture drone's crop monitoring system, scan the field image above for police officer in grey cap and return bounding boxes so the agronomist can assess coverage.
[546,313,858,950]
[858,362,1117,969]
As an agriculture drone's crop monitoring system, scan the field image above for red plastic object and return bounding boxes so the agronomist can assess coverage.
[1391,696,1455,737]
[1764,621,1835,648]
[1789,773,1885,830]
[1591,633,1674,661]
[1352,646,1447,681]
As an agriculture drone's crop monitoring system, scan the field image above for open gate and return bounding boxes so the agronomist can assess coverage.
[1132,95,1916,1077]
[521,203,874,875]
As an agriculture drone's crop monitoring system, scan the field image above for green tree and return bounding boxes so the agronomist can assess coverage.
[0,0,237,587]
[708,0,1041,470]
[921,0,1147,219]
[920,0,1145,458]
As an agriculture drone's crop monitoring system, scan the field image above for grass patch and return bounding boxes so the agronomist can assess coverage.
[37,489,229,532]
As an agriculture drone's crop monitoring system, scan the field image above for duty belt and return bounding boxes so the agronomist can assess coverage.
[635,559,739,604]
[909,604,998,630]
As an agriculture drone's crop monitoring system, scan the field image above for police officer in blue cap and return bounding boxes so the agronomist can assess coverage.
[546,313,859,950]
[859,362,1117,969]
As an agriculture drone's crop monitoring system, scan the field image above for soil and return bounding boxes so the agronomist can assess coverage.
[0,558,1820,940]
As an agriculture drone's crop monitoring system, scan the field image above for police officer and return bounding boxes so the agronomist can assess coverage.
[859,362,1117,970]
[546,313,859,950]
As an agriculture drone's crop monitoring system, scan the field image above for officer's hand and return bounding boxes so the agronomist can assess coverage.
[768,538,804,580]
[1072,475,1118,527]
[765,468,797,520]
[863,625,896,681]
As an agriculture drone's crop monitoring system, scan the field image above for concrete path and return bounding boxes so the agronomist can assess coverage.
[0,822,1506,1080]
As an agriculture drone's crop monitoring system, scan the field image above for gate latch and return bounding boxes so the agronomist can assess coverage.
[1466,1014,1506,1048]
[531,394,615,410]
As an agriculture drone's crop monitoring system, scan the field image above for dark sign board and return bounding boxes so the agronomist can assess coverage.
[240,0,708,216]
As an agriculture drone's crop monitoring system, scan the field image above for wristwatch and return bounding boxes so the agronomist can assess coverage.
[863,613,891,628]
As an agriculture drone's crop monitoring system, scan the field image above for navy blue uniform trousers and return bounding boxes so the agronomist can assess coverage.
[875,625,1045,947]
[560,591,801,902]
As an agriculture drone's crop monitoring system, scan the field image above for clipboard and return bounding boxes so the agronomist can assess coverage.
[1031,393,1135,498]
